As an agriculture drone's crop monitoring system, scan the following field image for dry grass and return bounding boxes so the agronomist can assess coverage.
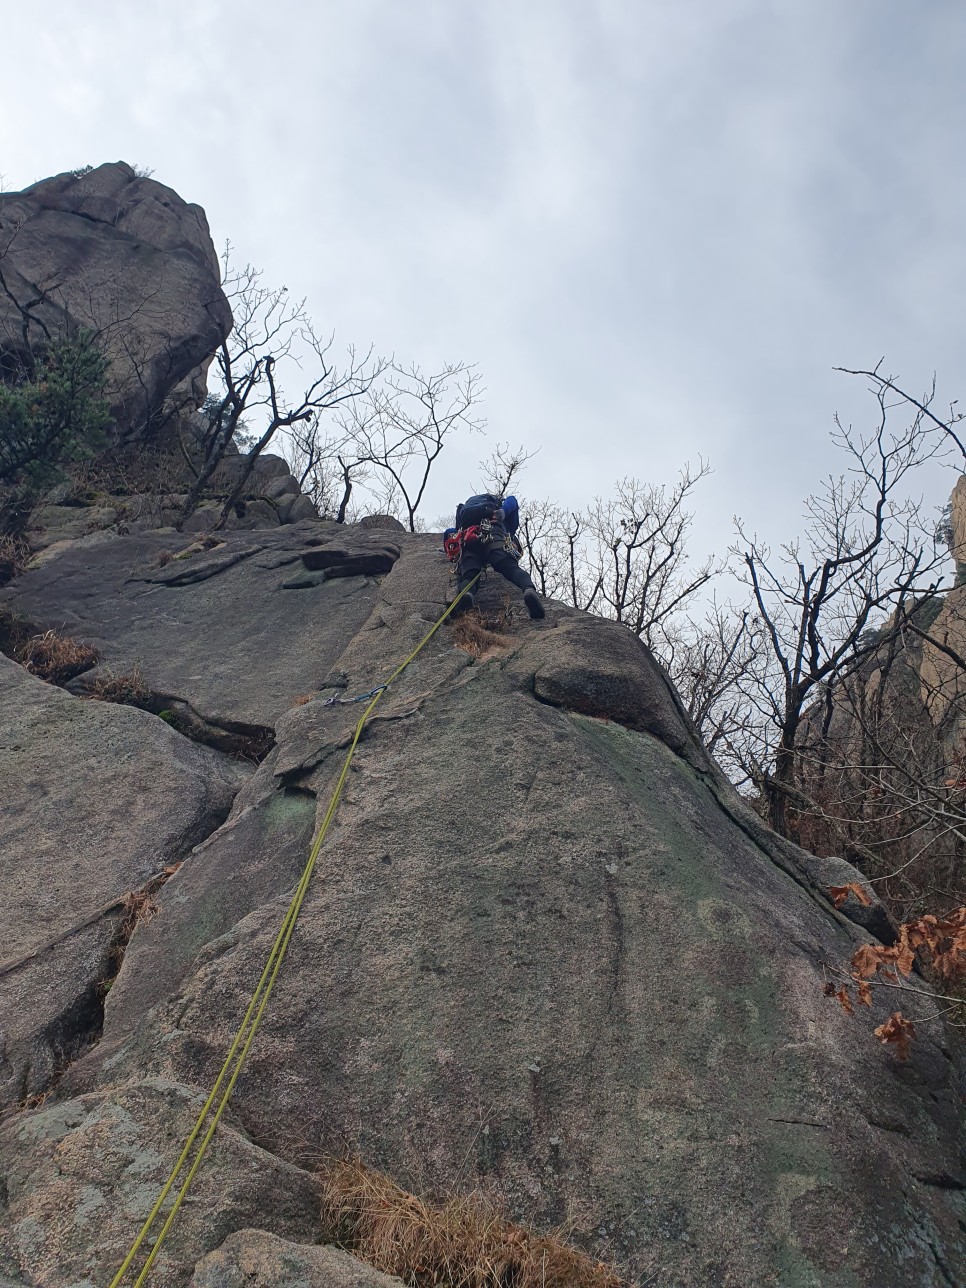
[0,534,29,586]
[319,1158,623,1288]
[86,664,153,710]
[449,611,514,662]
[99,862,183,998]
[17,629,100,685]
[0,607,33,659]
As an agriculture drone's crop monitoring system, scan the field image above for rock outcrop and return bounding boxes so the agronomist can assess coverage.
[0,162,231,437]
[1,523,962,1288]
[18,451,321,560]
[0,655,246,1111]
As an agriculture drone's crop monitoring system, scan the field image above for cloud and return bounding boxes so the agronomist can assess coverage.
[2,0,964,555]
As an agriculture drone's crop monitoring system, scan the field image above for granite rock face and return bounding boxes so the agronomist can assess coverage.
[0,161,231,437]
[0,655,246,1111]
[189,1231,405,1288]
[0,526,963,1288]
[0,1081,322,1288]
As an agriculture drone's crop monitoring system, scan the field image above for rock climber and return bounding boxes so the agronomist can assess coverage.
[444,492,545,619]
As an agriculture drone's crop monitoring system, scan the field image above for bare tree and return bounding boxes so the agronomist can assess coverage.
[734,389,953,836]
[177,249,381,530]
[285,413,368,523]
[520,463,718,650]
[662,601,770,777]
[519,499,574,600]
[835,362,966,461]
[771,591,966,919]
[327,361,485,531]
[479,442,538,497]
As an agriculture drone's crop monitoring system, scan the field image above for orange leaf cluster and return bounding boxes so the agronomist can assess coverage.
[823,905,965,1061]
[827,882,873,909]
[850,907,966,987]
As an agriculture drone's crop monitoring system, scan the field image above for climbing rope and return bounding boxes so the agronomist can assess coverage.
[108,575,481,1287]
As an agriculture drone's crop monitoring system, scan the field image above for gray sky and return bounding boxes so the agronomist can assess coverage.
[3,0,965,558]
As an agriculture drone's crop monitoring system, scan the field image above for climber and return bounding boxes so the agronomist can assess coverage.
[444,492,545,619]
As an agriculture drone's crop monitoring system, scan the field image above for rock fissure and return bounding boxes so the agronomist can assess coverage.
[702,770,867,935]
[5,863,187,1114]
[146,693,275,761]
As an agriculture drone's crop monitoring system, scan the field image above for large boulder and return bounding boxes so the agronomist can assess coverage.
[0,656,246,1111]
[0,162,231,438]
[0,529,962,1287]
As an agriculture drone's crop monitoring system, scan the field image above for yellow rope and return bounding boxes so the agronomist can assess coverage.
[108,576,480,1287]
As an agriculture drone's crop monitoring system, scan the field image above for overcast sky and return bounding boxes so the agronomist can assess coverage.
[2,0,965,559]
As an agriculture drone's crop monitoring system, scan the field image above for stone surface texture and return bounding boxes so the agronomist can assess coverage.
[0,162,231,437]
[0,1080,321,1288]
[189,1231,404,1288]
[0,655,246,1110]
[0,523,962,1288]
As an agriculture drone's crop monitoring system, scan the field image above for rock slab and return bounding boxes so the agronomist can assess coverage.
[0,528,962,1288]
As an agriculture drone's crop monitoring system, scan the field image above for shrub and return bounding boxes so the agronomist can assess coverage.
[0,330,112,513]
[319,1158,622,1288]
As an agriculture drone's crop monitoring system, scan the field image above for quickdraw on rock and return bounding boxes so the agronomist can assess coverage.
[318,684,388,708]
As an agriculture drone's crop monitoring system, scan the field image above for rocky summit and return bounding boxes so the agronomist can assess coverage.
[0,162,231,439]
[0,167,963,1288]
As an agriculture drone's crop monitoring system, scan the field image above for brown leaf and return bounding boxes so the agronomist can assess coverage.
[893,943,916,978]
[834,986,854,1016]
[827,882,873,909]
[850,943,887,979]
[856,980,873,1008]
[874,1011,916,1061]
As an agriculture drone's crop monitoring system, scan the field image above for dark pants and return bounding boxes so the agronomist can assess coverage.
[458,543,535,595]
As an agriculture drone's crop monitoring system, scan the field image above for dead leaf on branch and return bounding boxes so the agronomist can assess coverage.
[909,907,966,984]
[832,905,966,1060]
[850,944,885,980]
[834,986,854,1015]
[823,981,856,1015]
[849,932,916,982]
[873,1012,916,1061]
[828,882,873,909]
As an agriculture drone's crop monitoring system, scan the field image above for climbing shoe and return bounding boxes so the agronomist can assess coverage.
[523,588,545,619]
[451,591,476,615]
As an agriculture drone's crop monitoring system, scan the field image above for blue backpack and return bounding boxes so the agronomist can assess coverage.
[455,493,520,534]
